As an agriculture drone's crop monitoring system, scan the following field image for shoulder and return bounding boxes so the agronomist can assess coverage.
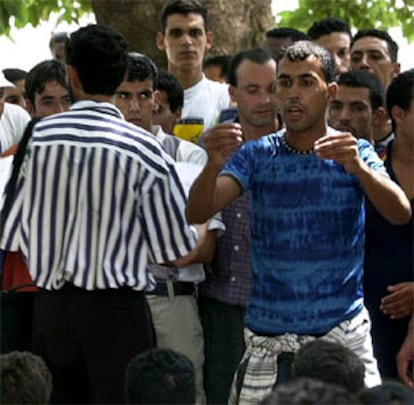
[2,103,31,124]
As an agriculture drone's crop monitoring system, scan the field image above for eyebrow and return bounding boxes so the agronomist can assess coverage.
[277,72,316,80]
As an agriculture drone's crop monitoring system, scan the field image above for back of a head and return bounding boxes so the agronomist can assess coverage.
[338,70,385,110]
[291,339,365,393]
[65,24,128,96]
[157,69,184,113]
[126,52,159,88]
[266,27,310,42]
[308,17,352,41]
[386,69,414,119]
[228,47,273,87]
[25,59,67,105]
[203,55,232,82]
[358,380,414,404]
[0,351,53,404]
[161,0,208,32]
[125,348,195,404]
[260,378,360,405]
[280,40,335,84]
[2,68,28,85]
[352,29,399,62]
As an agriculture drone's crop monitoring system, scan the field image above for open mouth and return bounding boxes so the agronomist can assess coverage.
[286,104,304,120]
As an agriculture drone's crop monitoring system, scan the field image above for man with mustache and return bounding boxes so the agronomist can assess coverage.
[329,70,387,151]
[186,41,411,404]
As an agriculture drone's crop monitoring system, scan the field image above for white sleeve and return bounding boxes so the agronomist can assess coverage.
[0,103,31,153]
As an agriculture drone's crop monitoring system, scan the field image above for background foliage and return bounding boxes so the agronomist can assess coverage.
[0,0,413,42]
[278,0,414,42]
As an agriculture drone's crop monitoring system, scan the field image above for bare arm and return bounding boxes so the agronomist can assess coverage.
[314,132,411,225]
[169,224,218,267]
[186,122,244,224]
[397,313,414,387]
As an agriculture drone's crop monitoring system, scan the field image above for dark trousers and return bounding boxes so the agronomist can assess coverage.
[198,295,246,405]
[32,283,155,404]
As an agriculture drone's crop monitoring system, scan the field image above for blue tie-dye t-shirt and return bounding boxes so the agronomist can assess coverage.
[221,128,388,335]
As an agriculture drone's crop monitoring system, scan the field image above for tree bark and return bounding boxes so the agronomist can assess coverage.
[91,0,274,69]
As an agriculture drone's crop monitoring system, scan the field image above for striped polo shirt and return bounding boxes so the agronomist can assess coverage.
[0,100,196,291]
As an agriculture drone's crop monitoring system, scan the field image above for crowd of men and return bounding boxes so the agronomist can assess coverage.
[0,0,413,404]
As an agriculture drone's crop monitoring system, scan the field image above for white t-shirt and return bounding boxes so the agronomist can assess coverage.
[182,75,230,131]
[0,103,31,154]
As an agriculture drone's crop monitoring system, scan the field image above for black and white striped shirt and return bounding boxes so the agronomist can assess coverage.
[0,100,196,291]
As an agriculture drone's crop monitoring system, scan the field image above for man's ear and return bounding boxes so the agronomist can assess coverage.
[229,85,237,104]
[372,106,388,130]
[153,90,160,113]
[67,65,81,93]
[391,104,404,127]
[205,31,213,50]
[391,62,401,78]
[156,32,166,51]
[26,100,36,117]
[327,82,338,101]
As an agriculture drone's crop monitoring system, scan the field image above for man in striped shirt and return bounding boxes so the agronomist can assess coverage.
[0,25,196,403]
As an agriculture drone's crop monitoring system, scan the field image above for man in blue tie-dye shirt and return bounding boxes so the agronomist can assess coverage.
[186,41,411,405]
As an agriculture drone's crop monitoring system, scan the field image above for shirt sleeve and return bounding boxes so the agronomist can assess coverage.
[358,139,389,176]
[0,104,31,154]
[220,141,255,192]
[141,161,197,264]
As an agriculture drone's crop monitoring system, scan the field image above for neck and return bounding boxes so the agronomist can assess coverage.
[392,134,414,163]
[285,121,328,151]
[79,93,115,104]
[169,65,203,89]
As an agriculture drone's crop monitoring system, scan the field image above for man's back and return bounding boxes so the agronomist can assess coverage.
[3,101,194,290]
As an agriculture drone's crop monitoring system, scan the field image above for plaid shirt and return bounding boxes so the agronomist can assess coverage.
[199,192,252,307]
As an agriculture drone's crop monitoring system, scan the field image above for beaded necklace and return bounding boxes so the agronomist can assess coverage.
[281,134,314,155]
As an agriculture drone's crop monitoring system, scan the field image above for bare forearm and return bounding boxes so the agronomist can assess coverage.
[356,164,411,225]
[186,162,222,224]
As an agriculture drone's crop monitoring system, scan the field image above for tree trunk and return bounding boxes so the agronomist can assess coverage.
[91,0,274,69]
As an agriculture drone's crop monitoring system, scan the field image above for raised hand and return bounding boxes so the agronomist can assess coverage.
[204,122,244,169]
[314,131,363,174]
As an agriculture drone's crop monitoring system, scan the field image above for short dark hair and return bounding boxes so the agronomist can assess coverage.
[0,351,53,404]
[280,40,335,83]
[260,378,359,405]
[337,70,385,110]
[125,348,195,404]
[203,55,232,81]
[291,340,365,393]
[65,24,128,96]
[352,29,399,62]
[161,0,208,32]
[386,69,414,132]
[358,380,414,404]
[228,47,274,87]
[308,17,352,41]
[2,68,28,84]
[49,31,68,49]
[126,52,159,88]
[156,69,184,113]
[266,27,310,42]
[25,59,68,105]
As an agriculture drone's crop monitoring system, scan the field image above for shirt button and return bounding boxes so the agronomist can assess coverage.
[236,213,241,218]
[234,245,239,251]
[231,277,236,282]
